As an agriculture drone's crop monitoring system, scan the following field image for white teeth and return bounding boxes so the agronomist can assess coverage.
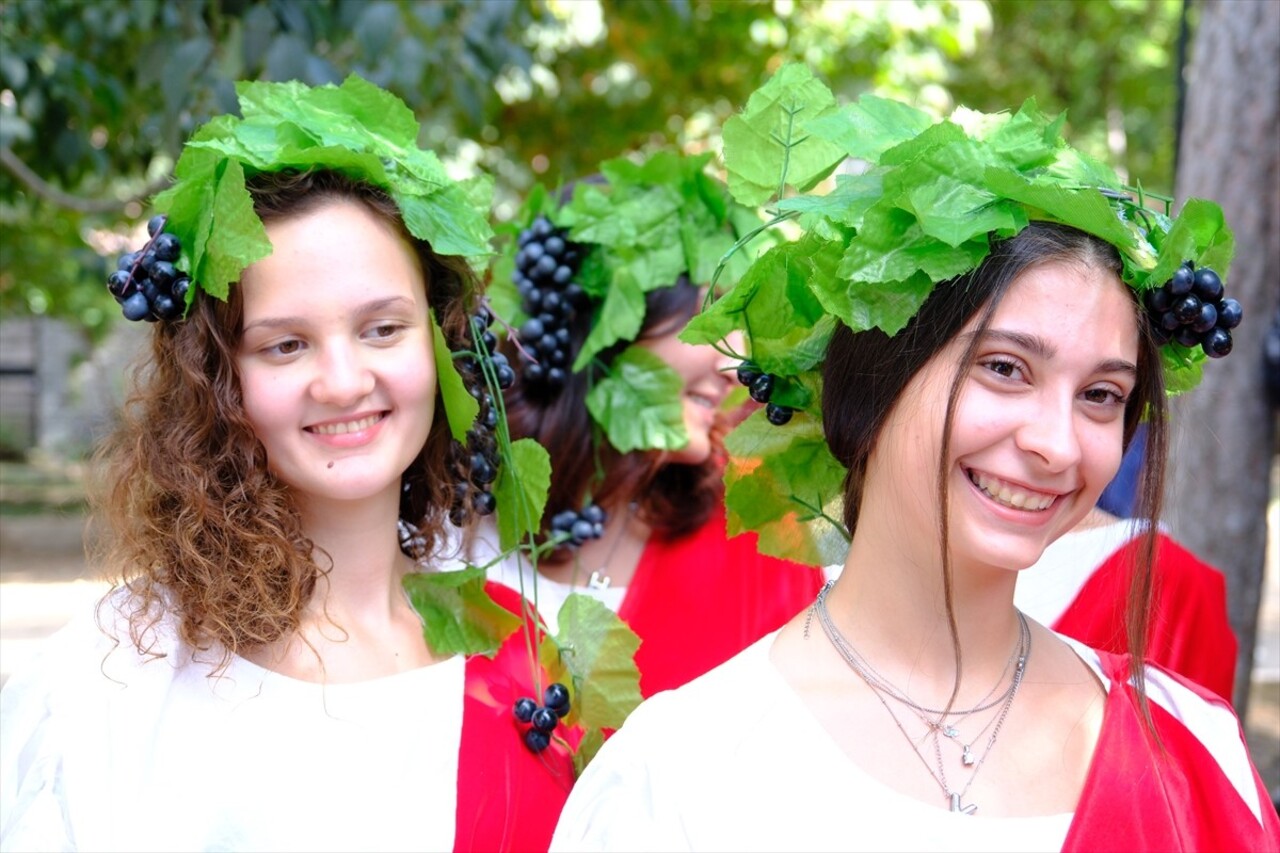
[310,414,381,435]
[970,471,1055,512]
[687,393,715,409]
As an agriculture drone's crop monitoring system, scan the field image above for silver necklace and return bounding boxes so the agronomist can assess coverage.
[808,582,1022,719]
[811,586,1031,815]
[583,504,634,591]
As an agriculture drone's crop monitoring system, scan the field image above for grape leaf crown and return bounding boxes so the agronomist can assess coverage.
[492,150,773,454]
[683,63,1238,568]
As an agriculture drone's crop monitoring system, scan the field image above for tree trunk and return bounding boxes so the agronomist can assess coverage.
[1168,0,1280,713]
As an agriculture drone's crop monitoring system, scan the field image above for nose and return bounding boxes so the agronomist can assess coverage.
[1014,392,1082,473]
[310,342,375,406]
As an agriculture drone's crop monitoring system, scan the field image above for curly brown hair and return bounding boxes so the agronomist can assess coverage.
[501,277,723,559]
[92,170,479,668]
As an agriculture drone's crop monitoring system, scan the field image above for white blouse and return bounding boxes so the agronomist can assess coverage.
[1,595,464,852]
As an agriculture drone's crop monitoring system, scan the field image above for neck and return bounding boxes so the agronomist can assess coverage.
[826,512,1023,705]
[542,503,649,589]
[296,485,412,621]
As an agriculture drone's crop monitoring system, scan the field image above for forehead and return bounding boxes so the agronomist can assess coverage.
[985,258,1137,356]
[239,200,426,316]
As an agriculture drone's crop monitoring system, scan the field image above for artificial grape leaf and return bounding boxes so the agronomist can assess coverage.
[199,158,272,300]
[614,240,687,294]
[1145,198,1234,287]
[539,593,642,731]
[983,168,1134,250]
[573,269,647,370]
[723,409,849,567]
[721,62,846,206]
[803,94,934,164]
[398,182,495,260]
[1160,344,1205,397]
[586,346,688,453]
[494,438,551,552]
[976,99,1062,171]
[816,269,942,337]
[696,234,842,378]
[572,728,606,778]
[403,566,520,657]
[776,172,883,227]
[431,312,478,443]
[834,207,989,333]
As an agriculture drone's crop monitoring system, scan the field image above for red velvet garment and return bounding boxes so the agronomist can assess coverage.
[454,583,576,853]
[619,506,826,697]
[1064,650,1280,852]
[1051,533,1237,702]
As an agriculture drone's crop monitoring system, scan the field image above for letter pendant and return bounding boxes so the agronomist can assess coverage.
[587,570,611,591]
[949,793,977,815]
[962,744,975,766]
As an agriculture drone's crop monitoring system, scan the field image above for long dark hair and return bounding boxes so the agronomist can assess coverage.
[822,221,1167,716]
[501,276,722,557]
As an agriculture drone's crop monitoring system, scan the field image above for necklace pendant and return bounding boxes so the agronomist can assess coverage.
[962,744,975,766]
[942,726,959,738]
[949,793,977,815]
[587,570,611,591]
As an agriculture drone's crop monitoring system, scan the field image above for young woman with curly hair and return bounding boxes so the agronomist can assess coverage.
[1,81,573,852]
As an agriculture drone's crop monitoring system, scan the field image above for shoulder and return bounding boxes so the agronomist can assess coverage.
[1066,637,1267,824]
[585,632,779,772]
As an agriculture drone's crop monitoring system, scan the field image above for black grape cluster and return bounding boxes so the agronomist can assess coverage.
[1144,261,1242,358]
[548,503,607,549]
[512,215,590,391]
[447,307,514,527]
[736,363,794,425]
[105,215,192,322]
[513,682,571,753]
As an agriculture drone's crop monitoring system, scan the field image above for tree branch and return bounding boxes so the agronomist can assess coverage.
[0,146,169,215]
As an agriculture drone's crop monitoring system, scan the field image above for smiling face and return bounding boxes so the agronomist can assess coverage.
[634,325,739,465]
[868,258,1140,574]
[235,199,435,509]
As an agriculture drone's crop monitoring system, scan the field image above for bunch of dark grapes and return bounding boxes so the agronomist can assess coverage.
[1144,261,1241,358]
[548,503,607,549]
[105,215,192,322]
[736,363,794,425]
[513,682,572,753]
[447,307,514,527]
[512,215,590,391]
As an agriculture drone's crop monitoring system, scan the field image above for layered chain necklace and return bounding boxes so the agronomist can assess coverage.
[808,582,1031,815]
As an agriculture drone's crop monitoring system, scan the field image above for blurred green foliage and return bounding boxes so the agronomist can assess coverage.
[0,0,1184,339]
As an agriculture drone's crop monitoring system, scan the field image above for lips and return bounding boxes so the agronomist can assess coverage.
[966,468,1060,512]
[306,412,385,435]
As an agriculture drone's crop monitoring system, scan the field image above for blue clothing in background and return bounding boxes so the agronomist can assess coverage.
[1096,425,1146,518]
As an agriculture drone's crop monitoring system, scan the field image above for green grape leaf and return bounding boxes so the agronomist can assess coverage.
[403,567,521,657]
[152,75,494,312]
[776,172,884,227]
[984,167,1134,249]
[723,409,849,567]
[803,94,934,163]
[572,728,607,778]
[539,593,642,731]
[586,346,688,453]
[721,62,846,206]
[1144,198,1234,286]
[573,269,647,370]
[431,312,477,443]
[1160,343,1205,397]
[494,438,551,552]
[683,233,841,378]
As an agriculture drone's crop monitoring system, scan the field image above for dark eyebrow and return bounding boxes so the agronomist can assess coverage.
[964,329,1137,377]
[242,296,418,333]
